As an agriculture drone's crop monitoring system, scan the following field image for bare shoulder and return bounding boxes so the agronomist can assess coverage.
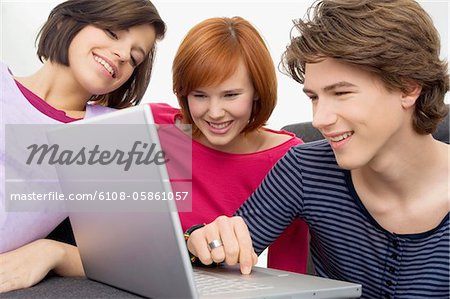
[257,129,296,151]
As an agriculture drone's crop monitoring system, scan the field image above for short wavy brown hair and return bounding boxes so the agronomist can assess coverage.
[282,0,449,134]
[37,0,166,109]
[172,17,277,136]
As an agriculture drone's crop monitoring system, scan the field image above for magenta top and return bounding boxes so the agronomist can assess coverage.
[14,80,81,123]
[150,102,309,274]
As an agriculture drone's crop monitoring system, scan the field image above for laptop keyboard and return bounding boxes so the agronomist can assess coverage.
[193,269,274,295]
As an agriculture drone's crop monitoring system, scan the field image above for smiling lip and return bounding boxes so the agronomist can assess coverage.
[206,120,233,134]
[323,131,354,150]
[93,53,118,78]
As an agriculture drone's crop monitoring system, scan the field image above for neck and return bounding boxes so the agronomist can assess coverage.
[195,130,264,154]
[353,133,448,201]
[15,61,92,114]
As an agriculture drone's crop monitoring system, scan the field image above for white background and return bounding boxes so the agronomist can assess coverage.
[1,0,449,130]
[1,0,448,268]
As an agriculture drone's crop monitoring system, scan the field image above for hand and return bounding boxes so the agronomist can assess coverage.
[0,239,84,293]
[187,216,258,274]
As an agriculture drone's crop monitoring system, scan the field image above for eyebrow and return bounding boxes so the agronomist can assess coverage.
[223,89,244,93]
[192,88,245,93]
[123,29,148,58]
[303,81,357,94]
[134,46,147,58]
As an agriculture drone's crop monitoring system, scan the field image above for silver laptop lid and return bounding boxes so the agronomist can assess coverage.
[49,105,199,298]
[52,105,361,299]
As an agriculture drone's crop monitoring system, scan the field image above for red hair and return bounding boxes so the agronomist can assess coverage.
[172,17,277,135]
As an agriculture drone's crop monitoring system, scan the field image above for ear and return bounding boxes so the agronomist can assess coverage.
[401,83,422,109]
[253,93,259,102]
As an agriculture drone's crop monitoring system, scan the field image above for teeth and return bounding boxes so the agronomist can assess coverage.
[209,121,231,129]
[329,132,353,142]
[94,55,115,77]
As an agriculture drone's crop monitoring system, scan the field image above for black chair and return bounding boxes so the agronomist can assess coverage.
[434,105,450,144]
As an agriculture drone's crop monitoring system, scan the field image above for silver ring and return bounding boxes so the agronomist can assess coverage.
[208,239,223,251]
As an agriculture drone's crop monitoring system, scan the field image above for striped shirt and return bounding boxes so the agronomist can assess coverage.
[236,140,449,299]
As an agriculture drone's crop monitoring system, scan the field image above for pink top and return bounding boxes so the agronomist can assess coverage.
[0,61,115,253]
[14,79,113,122]
[14,80,80,123]
[150,103,309,274]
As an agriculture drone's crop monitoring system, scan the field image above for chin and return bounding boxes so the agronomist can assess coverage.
[80,79,117,95]
[88,87,115,95]
[208,140,231,148]
[334,155,365,170]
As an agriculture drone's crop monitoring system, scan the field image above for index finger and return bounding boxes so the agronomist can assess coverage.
[232,217,255,274]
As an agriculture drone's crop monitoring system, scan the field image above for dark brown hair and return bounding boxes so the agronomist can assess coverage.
[37,0,166,108]
[282,0,449,134]
[172,17,277,136]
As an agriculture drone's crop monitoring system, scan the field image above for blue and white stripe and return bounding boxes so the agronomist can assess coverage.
[236,140,449,299]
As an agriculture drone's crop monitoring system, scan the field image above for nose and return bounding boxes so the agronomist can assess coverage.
[112,42,131,63]
[311,99,337,130]
[207,98,226,119]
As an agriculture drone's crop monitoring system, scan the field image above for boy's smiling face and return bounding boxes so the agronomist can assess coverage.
[303,58,417,170]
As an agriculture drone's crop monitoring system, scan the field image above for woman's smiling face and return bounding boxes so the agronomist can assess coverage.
[187,61,257,153]
[67,24,156,97]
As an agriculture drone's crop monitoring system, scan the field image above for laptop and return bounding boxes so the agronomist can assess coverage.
[48,105,362,299]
